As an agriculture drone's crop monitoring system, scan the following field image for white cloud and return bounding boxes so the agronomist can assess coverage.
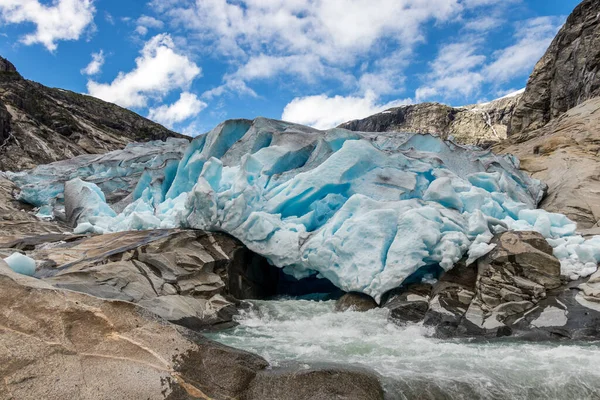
[416,40,486,102]
[135,15,164,36]
[463,17,502,32]
[81,50,104,75]
[0,0,96,51]
[485,16,563,82]
[152,0,469,97]
[415,16,563,102]
[148,92,207,128]
[87,34,201,108]
[282,91,412,130]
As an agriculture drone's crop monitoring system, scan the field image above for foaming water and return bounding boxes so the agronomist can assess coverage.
[208,299,600,399]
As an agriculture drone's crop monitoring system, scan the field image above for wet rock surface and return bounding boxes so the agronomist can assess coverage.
[243,364,384,400]
[335,292,378,312]
[384,231,600,340]
[0,261,387,400]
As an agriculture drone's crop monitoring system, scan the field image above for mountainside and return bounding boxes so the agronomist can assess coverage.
[339,91,522,147]
[0,56,183,172]
[497,97,600,232]
[509,0,600,134]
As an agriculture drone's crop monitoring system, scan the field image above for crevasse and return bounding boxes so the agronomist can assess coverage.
[10,118,600,302]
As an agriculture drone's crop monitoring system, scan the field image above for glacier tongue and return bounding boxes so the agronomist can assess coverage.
[8,118,600,301]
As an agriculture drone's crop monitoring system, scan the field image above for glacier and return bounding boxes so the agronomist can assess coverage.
[7,118,600,301]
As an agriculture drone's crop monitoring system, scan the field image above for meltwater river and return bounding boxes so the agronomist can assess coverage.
[208,299,600,399]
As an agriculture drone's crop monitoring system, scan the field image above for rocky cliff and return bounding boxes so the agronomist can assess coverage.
[508,0,600,134]
[0,56,183,171]
[339,92,522,147]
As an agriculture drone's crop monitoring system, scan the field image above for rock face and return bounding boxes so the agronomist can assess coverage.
[0,262,270,400]
[27,229,269,330]
[0,56,184,171]
[509,0,600,134]
[339,93,522,147]
[386,231,600,340]
[497,97,600,230]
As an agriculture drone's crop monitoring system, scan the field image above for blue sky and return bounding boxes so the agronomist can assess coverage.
[0,0,580,136]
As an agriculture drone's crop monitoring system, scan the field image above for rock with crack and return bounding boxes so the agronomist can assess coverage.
[497,97,600,232]
[387,231,600,340]
[422,260,477,336]
[32,229,270,330]
[384,283,433,324]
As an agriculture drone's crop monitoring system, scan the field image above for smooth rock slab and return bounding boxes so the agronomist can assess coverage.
[243,364,384,400]
[0,262,268,400]
[335,292,378,312]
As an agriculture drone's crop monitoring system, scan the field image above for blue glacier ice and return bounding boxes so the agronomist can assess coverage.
[4,252,36,276]
[5,138,188,217]
[7,118,600,301]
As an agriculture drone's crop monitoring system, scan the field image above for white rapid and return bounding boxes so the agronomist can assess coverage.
[208,299,600,400]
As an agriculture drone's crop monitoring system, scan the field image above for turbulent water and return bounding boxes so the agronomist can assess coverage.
[208,299,600,400]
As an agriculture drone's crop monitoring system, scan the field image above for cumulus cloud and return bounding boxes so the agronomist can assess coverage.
[484,16,563,82]
[152,0,469,97]
[87,34,201,108]
[416,40,486,102]
[148,92,207,128]
[135,15,164,36]
[282,91,412,130]
[0,0,96,51]
[416,16,563,102]
[81,50,104,75]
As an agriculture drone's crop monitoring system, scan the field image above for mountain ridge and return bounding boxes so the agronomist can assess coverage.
[0,56,184,172]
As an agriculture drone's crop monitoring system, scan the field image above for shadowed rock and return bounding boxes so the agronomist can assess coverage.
[335,292,378,312]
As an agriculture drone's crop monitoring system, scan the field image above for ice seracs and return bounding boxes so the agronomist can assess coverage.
[8,118,600,301]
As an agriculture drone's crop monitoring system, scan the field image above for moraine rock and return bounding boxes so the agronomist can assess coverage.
[335,292,378,312]
[0,56,184,172]
[460,231,561,336]
[30,229,270,331]
[509,0,600,134]
[388,230,600,340]
[339,93,522,147]
[384,283,432,324]
[422,261,477,335]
